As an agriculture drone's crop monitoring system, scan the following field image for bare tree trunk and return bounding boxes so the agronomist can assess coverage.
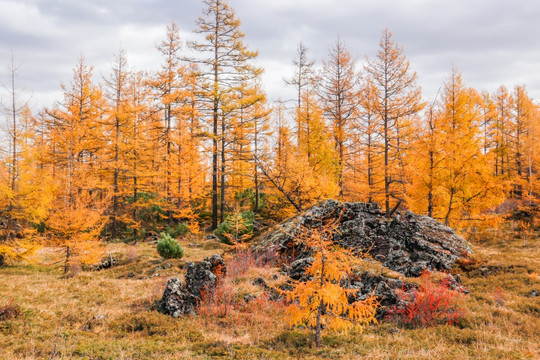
[444,190,455,226]
[315,245,326,348]
[211,24,219,230]
[64,246,71,274]
[253,120,259,212]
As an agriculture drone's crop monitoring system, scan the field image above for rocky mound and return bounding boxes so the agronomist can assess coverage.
[158,255,226,317]
[257,200,472,312]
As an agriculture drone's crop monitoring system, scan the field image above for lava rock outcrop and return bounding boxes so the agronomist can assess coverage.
[158,255,226,317]
[258,200,472,313]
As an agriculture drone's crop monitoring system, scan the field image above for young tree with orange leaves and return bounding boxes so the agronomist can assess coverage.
[285,217,378,347]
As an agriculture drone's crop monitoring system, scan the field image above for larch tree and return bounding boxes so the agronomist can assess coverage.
[256,101,299,219]
[177,64,205,215]
[260,93,338,214]
[284,42,315,146]
[149,22,187,224]
[249,84,272,212]
[124,70,163,235]
[436,68,503,225]
[493,85,513,177]
[190,0,262,229]
[0,56,54,264]
[511,85,533,197]
[525,103,540,200]
[408,96,443,218]
[0,108,53,264]
[1,54,28,241]
[103,49,131,238]
[228,81,270,212]
[354,78,383,203]
[480,91,497,156]
[365,29,424,216]
[318,38,360,198]
[285,216,378,348]
[46,57,108,273]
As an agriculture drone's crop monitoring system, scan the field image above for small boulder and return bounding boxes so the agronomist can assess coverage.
[158,278,198,317]
[185,254,226,299]
[287,257,314,280]
[158,255,226,317]
[94,254,117,271]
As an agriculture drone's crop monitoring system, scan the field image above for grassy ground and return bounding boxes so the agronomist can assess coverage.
[0,223,538,359]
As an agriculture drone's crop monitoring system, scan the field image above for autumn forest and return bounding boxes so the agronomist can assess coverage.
[2,0,538,265]
[0,0,539,358]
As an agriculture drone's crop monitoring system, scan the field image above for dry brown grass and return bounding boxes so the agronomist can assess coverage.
[0,223,538,359]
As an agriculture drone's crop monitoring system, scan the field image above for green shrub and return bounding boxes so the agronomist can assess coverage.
[156,233,184,259]
[214,210,254,245]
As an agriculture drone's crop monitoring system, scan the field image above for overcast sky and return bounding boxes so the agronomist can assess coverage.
[1,0,540,110]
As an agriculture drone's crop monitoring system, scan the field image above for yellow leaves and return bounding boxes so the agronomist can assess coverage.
[408,68,507,225]
[0,239,39,263]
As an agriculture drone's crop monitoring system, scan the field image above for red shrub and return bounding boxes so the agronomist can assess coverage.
[226,248,280,278]
[386,271,466,327]
[198,278,237,318]
[198,247,283,321]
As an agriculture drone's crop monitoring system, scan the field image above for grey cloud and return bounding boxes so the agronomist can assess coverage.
[1,0,540,109]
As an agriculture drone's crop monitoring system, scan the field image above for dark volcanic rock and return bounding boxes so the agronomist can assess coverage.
[259,199,472,277]
[185,254,226,298]
[349,273,416,317]
[257,200,472,310]
[158,255,226,317]
[158,278,198,317]
[286,257,314,280]
[94,254,118,271]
